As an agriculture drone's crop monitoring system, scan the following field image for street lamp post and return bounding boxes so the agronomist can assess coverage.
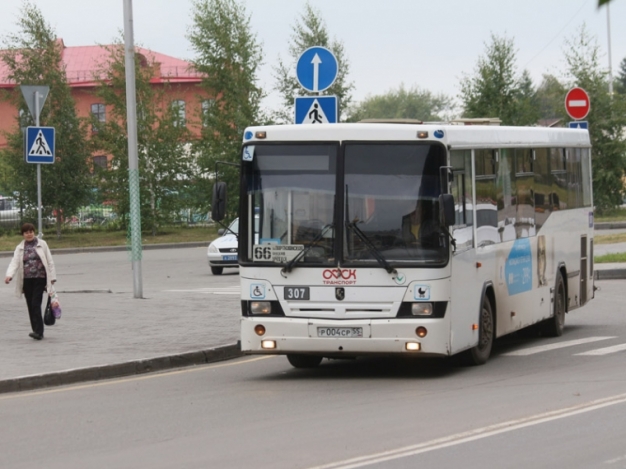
[123,0,143,298]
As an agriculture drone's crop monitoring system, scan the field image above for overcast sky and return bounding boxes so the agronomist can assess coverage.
[1,0,624,113]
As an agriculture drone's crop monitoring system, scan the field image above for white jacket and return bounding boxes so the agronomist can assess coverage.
[5,238,57,298]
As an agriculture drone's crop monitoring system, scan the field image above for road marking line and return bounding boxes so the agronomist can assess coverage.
[502,336,616,356]
[307,393,626,469]
[0,356,275,400]
[575,343,626,356]
[605,454,626,464]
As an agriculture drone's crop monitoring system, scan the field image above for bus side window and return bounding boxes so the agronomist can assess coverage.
[534,148,551,232]
[514,148,535,238]
[566,148,582,209]
[496,148,516,242]
[550,148,567,210]
[475,149,499,247]
[450,150,473,250]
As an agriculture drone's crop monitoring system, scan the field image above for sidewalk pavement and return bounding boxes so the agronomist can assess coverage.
[1,227,625,395]
[0,245,242,394]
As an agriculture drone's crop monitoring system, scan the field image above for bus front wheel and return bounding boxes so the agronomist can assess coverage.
[287,354,323,368]
[460,295,494,366]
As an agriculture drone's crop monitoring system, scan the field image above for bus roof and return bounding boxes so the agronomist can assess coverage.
[243,123,591,148]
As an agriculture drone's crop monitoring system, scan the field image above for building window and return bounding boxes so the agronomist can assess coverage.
[93,155,108,170]
[91,103,106,131]
[201,99,215,127]
[171,100,186,127]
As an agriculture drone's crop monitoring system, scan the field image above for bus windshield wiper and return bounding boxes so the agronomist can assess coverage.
[345,219,396,275]
[281,223,334,276]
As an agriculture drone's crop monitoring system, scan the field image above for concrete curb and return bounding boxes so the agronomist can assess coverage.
[595,269,626,280]
[595,222,626,230]
[0,343,242,395]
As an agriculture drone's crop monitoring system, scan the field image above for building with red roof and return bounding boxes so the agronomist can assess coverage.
[0,39,209,169]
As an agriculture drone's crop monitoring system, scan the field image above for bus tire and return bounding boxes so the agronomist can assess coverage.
[287,354,323,368]
[541,272,566,337]
[211,266,224,275]
[460,294,494,366]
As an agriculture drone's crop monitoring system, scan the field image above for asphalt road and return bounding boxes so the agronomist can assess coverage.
[1,280,625,469]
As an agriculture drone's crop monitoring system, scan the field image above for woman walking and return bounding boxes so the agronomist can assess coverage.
[5,223,56,340]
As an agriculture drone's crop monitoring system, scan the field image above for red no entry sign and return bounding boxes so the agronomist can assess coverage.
[565,87,590,120]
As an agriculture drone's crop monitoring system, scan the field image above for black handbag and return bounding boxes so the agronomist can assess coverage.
[43,296,55,326]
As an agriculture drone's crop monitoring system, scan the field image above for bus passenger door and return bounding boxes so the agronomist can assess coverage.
[450,249,482,353]
[448,158,482,353]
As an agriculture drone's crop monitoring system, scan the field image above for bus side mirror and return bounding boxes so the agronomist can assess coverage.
[439,194,455,227]
[212,182,227,222]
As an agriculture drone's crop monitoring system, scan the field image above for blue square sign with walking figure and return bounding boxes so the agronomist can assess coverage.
[25,126,55,164]
[294,96,338,124]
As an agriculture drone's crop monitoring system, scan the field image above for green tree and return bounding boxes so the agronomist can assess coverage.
[273,2,354,123]
[346,84,453,122]
[615,57,626,95]
[459,33,540,126]
[188,0,264,219]
[535,74,568,121]
[0,2,92,237]
[563,26,626,212]
[91,41,194,235]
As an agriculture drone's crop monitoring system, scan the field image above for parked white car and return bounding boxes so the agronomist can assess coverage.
[0,196,20,227]
[207,218,239,275]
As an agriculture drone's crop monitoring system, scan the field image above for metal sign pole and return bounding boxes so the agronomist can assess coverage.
[607,4,613,95]
[35,91,43,238]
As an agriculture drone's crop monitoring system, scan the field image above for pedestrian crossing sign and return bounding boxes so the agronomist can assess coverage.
[25,126,55,164]
[294,96,338,124]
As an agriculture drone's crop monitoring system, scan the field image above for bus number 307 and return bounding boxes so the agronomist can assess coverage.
[284,286,310,300]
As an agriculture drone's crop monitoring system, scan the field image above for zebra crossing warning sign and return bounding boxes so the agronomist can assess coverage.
[25,126,55,164]
[294,96,337,124]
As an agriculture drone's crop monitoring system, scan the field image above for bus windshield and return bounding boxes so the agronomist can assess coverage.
[243,143,337,266]
[241,141,448,267]
[343,143,448,266]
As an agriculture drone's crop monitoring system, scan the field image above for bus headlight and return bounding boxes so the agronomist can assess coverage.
[251,301,272,314]
[411,303,433,316]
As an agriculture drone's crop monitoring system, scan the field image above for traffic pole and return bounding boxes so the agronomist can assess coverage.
[35,91,43,238]
[123,0,143,298]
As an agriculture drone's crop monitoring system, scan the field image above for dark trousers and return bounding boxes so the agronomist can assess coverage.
[23,277,47,336]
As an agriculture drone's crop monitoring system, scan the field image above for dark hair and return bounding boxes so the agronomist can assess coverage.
[21,223,36,234]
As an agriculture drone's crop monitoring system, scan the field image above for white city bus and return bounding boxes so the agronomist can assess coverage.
[213,121,594,367]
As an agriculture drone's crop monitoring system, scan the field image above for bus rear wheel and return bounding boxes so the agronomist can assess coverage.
[460,295,494,366]
[287,354,323,368]
[541,272,566,337]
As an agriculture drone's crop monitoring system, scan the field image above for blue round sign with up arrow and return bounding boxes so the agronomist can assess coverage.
[296,46,338,93]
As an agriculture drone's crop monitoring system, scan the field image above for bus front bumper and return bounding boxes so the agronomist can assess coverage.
[240,316,451,357]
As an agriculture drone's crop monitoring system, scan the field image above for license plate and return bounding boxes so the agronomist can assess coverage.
[317,327,363,338]
[284,286,310,300]
[222,255,237,261]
